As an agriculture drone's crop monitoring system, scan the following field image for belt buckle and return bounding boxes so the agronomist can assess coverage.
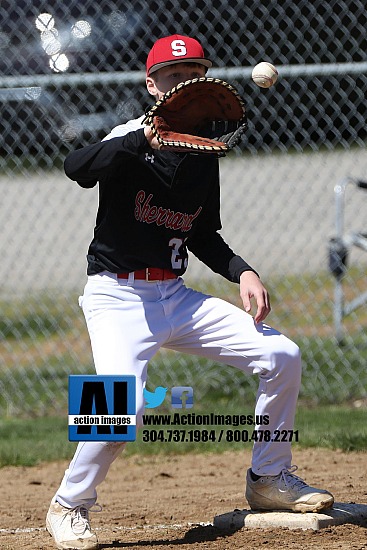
[145,268,159,282]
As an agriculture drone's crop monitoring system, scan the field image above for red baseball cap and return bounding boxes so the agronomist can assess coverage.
[146,34,212,76]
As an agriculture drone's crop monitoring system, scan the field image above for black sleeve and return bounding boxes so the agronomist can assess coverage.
[187,232,259,283]
[186,170,259,283]
[64,128,147,188]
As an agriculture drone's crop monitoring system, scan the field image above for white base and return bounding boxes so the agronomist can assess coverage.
[214,502,367,531]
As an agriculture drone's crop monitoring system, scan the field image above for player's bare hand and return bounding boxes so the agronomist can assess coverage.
[240,271,271,323]
[144,126,185,152]
[144,126,161,150]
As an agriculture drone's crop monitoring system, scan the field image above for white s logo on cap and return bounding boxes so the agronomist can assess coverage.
[171,39,187,57]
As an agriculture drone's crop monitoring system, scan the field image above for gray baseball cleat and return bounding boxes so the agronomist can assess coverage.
[245,466,334,513]
[46,497,99,549]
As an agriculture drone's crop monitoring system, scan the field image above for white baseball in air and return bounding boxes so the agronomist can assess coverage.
[251,62,278,88]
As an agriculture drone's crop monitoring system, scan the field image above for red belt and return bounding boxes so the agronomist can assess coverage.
[117,268,178,282]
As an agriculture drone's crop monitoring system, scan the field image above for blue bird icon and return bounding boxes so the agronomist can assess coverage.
[143,386,168,408]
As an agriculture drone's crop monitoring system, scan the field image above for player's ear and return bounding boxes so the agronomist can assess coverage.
[146,76,159,98]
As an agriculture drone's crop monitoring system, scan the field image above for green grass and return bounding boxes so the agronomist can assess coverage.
[0,405,365,468]
[292,405,367,451]
[2,334,367,418]
[0,293,79,340]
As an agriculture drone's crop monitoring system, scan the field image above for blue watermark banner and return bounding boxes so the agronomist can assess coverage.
[68,375,136,442]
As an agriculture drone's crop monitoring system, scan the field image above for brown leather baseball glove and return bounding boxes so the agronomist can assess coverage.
[143,77,247,154]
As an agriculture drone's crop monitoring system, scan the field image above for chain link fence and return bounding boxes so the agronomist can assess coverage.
[1,0,367,416]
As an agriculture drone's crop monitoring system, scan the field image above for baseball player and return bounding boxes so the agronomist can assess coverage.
[46,35,334,550]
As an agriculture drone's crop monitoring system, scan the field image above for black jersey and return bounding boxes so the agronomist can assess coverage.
[64,117,256,283]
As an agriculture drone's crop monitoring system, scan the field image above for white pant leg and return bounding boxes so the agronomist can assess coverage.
[57,441,124,509]
[56,273,175,508]
[163,284,302,476]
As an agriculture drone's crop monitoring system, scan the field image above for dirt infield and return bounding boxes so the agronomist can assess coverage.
[1,448,366,550]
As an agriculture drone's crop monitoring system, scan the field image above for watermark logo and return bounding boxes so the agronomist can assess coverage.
[68,375,136,442]
[143,386,168,408]
[143,386,194,409]
[171,386,194,409]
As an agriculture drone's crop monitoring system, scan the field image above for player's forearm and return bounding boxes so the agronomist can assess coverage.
[187,232,258,283]
[64,129,147,186]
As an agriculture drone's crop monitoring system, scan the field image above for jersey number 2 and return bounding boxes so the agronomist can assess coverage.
[169,238,188,270]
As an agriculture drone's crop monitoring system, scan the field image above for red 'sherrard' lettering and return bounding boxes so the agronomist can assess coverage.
[134,190,202,232]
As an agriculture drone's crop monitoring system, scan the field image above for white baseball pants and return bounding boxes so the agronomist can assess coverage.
[56,272,301,509]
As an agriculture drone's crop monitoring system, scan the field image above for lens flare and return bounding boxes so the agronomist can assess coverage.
[35,13,55,32]
[71,20,92,39]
